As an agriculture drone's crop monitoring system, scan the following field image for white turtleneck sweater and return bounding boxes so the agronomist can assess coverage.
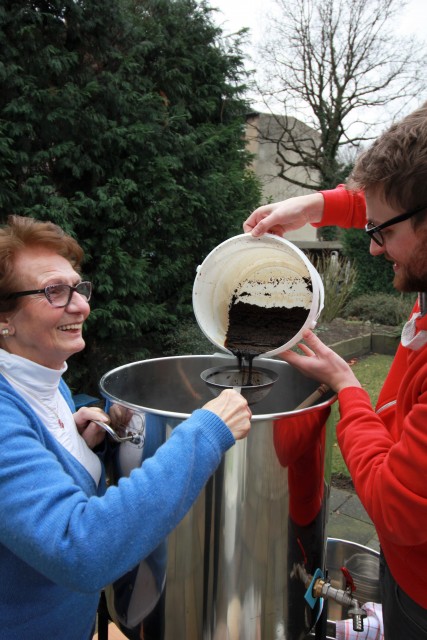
[0,349,101,484]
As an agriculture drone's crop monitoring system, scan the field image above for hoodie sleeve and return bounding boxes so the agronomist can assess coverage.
[313,184,367,229]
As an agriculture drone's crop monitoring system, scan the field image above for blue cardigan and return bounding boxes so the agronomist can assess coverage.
[0,375,234,639]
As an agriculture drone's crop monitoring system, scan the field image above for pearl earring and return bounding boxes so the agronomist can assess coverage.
[1,328,9,336]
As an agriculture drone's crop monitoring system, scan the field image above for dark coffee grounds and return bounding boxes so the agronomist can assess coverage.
[225,300,309,357]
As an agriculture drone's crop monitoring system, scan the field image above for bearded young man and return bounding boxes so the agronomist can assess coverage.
[243,102,427,639]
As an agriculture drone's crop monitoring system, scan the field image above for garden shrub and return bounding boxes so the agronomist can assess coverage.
[341,228,396,296]
[312,251,357,322]
[164,319,214,355]
[342,293,415,326]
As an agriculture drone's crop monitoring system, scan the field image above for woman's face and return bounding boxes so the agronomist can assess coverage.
[1,247,90,369]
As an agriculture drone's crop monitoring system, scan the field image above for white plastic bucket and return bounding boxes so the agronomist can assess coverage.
[192,233,324,357]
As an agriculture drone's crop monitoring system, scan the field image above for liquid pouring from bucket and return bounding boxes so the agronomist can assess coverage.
[193,234,325,404]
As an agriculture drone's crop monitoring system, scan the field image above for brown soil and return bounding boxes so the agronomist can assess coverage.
[226,301,310,354]
[332,472,355,492]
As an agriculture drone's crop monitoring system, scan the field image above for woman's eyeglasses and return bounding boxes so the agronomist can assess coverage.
[365,204,427,246]
[6,281,92,308]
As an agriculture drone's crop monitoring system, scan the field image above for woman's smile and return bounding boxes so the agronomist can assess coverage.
[3,247,90,369]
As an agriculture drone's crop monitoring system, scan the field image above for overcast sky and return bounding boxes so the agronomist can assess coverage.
[207,0,426,125]
[208,0,427,42]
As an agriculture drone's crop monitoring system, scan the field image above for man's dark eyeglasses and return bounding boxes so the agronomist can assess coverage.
[6,281,92,308]
[365,204,427,247]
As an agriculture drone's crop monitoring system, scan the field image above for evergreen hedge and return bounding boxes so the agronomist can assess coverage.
[0,0,261,393]
[341,228,396,296]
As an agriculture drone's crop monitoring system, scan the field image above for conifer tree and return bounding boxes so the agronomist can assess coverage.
[0,0,260,391]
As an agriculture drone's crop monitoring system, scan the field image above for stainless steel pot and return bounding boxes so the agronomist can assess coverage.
[326,538,380,629]
[99,354,336,640]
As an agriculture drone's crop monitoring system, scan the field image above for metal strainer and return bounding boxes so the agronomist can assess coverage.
[200,365,279,405]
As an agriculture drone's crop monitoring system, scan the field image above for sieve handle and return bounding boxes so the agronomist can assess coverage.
[233,386,242,394]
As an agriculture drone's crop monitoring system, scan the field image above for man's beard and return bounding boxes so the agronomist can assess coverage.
[393,226,427,292]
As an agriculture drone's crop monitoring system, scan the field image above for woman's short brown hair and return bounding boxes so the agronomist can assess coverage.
[0,215,84,313]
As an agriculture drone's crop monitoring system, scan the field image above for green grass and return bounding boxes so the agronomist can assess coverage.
[331,353,394,477]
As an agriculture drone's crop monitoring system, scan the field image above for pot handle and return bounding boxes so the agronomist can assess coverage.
[92,420,143,445]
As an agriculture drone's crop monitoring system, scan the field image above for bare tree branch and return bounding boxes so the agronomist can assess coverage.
[254,0,427,189]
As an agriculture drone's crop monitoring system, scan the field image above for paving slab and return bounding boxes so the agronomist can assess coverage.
[328,486,380,552]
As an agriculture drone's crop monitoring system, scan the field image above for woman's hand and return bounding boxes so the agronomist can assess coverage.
[243,193,325,237]
[74,406,109,449]
[203,389,252,441]
[108,403,133,430]
[279,330,362,393]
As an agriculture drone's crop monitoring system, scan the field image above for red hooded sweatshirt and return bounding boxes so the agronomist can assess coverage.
[320,185,427,608]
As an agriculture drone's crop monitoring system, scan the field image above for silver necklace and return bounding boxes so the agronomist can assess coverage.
[0,368,65,429]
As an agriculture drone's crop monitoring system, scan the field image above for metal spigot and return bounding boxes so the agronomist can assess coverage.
[292,563,367,633]
[312,577,367,632]
[348,603,367,633]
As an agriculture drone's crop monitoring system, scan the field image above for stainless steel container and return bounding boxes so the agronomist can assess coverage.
[325,537,380,637]
[100,354,336,640]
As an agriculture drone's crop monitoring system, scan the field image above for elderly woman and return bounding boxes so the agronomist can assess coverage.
[0,214,251,640]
